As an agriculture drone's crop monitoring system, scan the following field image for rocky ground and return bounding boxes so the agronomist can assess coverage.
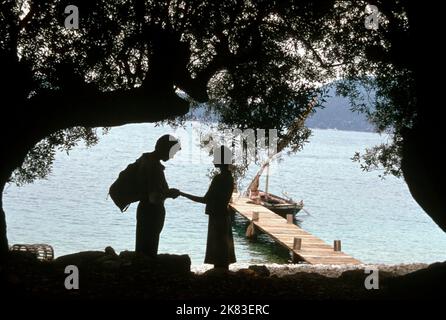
[192,262,428,278]
[1,247,444,300]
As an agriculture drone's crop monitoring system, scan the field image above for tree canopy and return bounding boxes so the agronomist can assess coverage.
[2,0,414,184]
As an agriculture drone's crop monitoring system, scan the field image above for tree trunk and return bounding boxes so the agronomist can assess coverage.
[0,181,7,260]
[402,125,445,232]
[401,1,446,232]
[0,138,39,261]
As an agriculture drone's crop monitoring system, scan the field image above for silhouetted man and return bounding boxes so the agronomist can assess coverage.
[135,134,180,257]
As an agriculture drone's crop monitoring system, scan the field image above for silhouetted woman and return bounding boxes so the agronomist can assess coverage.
[179,146,236,270]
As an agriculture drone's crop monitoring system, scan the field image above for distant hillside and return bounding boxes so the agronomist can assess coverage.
[306,88,375,132]
[186,87,375,132]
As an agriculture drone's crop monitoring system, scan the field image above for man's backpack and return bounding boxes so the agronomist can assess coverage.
[109,154,148,212]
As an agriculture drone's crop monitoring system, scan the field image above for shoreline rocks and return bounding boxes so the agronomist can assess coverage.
[1,247,444,300]
[191,262,429,277]
[53,248,192,276]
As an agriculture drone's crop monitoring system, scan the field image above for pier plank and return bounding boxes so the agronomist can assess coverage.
[230,195,361,265]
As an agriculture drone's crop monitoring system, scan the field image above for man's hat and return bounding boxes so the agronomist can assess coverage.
[155,134,180,151]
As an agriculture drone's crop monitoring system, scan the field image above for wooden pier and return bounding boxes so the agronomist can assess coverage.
[229,195,361,265]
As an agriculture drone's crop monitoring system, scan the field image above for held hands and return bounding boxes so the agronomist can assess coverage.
[167,188,180,199]
[149,189,180,204]
[165,188,192,200]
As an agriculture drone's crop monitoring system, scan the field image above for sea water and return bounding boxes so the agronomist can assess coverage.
[4,122,446,265]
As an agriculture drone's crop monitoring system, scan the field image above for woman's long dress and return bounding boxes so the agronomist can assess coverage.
[204,171,236,265]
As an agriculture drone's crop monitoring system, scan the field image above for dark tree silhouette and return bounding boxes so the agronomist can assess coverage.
[0,0,443,259]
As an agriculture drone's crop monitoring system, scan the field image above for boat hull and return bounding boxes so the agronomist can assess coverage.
[262,203,302,217]
[257,191,303,218]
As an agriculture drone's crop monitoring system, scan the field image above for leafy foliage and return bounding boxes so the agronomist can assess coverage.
[336,66,416,178]
[2,0,417,183]
[10,127,109,185]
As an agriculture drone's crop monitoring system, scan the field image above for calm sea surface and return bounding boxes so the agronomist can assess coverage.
[4,123,446,265]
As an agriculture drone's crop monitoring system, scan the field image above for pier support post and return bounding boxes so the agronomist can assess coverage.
[246,222,257,240]
[291,237,302,263]
[293,237,302,251]
[246,212,259,240]
[334,240,341,251]
[286,214,294,224]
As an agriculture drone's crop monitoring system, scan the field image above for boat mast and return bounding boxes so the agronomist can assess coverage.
[245,96,318,196]
[265,163,270,195]
[265,146,270,195]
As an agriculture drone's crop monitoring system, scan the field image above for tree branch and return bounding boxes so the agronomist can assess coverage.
[299,38,345,69]
[26,86,189,131]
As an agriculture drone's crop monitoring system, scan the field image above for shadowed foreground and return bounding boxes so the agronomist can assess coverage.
[1,248,444,300]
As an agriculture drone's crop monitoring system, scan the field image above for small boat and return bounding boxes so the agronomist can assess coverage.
[246,164,304,219]
[258,190,303,218]
[244,98,315,220]
[245,172,304,219]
